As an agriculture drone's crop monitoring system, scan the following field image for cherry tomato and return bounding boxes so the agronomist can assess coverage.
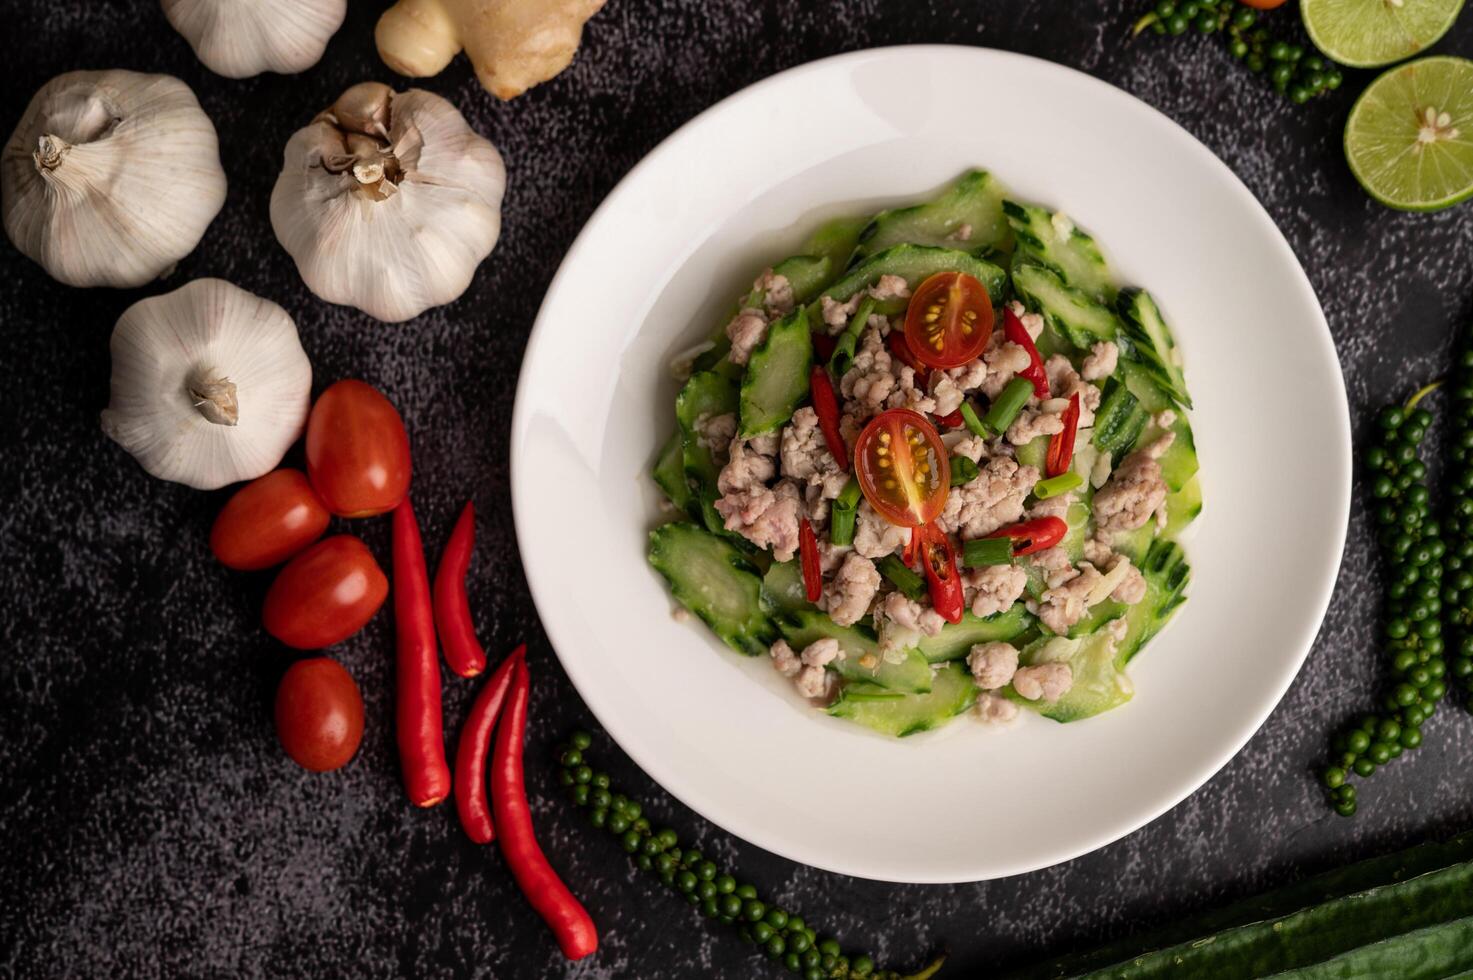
[853,409,951,528]
[263,535,389,649]
[274,657,365,772]
[1236,0,1287,9]
[904,271,994,369]
[305,380,411,518]
[210,470,330,571]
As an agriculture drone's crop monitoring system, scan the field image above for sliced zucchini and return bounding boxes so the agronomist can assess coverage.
[652,429,692,512]
[1009,631,1133,723]
[1060,499,1091,563]
[829,662,977,737]
[693,252,836,373]
[761,560,812,617]
[813,244,1008,318]
[1116,358,1200,493]
[648,523,778,657]
[855,170,1011,259]
[914,604,1034,663]
[1015,434,1048,472]
[1114,539,1191,667]
[1011,261,1121,351]
[1164,474,1203,539]
[675,371,739,537]
[1092,377,1148,462]
[801,215,867,274]
[738,310,812,437]
[1118,287,1191,409]
[1003,199,1116,304]
[779,610,933,694]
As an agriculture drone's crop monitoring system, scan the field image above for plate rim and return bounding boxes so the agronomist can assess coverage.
[510,43,1351,883]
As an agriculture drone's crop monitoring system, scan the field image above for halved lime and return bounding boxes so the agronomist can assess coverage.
[1302,0,1465,68]
[1345,56,1473,211]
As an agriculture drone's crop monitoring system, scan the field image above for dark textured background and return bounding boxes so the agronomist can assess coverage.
[3,1,1473,977]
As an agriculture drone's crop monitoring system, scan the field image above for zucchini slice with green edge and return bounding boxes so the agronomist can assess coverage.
[855,170,1012,259]
[652,429,692,512]
[1113,539,1191,668]
[675,370,739,538]
[1008,632,1134,723]
[1011,261,1121,351]
[812,244,1008,319]
[760,560,812,617]
[738,309,812,437]
[829,661,978,737]
[1116,358,1200,493]
[914,604,1034,663]
[1091,377,1148,462]
[1163,474,1202,540]
[1003,199,1117,304]
[693,252,837,373]
[1118,287,1191,409]
[648,522,778,657]
[801,215,867,273]
[778,611,933,694]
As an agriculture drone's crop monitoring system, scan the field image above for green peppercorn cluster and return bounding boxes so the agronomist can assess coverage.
[557,732,937,980]
[1133,0,1343,105]
[1322,390,1446,815]
[1446,335,1473,695]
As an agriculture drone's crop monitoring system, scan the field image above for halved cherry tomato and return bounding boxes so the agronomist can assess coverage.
[263,535,389,649]
[853,409,951,528]
[904,272,994,370]
[210,470,330,571]
[275,657,365,772]
[917,523,964,624]
[305,380,411,518]
[987,516,1068,557]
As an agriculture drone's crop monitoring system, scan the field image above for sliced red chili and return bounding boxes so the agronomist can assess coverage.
[885,330,930,387]
[1045,392,1081,478]
[987,515,1069,556]
[808,365,849,472]
[934,409,964,429]
[812,332,837,363]
[1003,306,1049,400]
[798,518,823,603]
[918,523,964,624]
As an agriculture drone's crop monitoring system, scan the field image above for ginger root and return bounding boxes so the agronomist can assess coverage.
[375,0,606,100]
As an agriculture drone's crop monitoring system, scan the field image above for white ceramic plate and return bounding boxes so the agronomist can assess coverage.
[511,46,1349,883]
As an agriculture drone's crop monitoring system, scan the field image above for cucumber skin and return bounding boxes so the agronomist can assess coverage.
[915,605,1034,663]
[1015,832,1473,980]
[648,523,778,657]
[779,611,934,694]
[738,309,812,437]
[761,560,813,617]
[1003,199,1117,305]
[1011,261,1121,350]
[1117,288,1191,410]
[856,169,1012,259]
[829,662,978,737]
[653,429,693,512]
[675,371,741,539]
[815,244,1008,315]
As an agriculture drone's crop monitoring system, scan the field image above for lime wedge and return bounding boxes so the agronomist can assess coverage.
[1345,56,1473,211]
[1302,0,1465,68]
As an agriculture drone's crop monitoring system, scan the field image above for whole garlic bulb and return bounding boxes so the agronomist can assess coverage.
[101,279,313,491]
[2,70,226,289]
[162,0,346,79]
[270,82,505,323]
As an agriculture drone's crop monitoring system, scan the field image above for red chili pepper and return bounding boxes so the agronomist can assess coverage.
[987,515,1069,556]
[918,523,964,624]
[1045,392,1081,478]
[798,518,823,602]
[492,659,599,960]
[812,332,837,363]
[935,409,964,429]
[392,497,451,808]
[886,330,931,387]
[433,500,488,678]
[1003,307,1050,399]
[453,645,525,844]
[808,365,849,472]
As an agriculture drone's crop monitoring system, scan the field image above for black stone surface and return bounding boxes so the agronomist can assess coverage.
[3,2,1473,977]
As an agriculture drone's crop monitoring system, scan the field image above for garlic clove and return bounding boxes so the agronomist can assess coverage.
[1,70,226,289]
[161,0,346,79]
[270,85,505,323]
[101,278,313,491]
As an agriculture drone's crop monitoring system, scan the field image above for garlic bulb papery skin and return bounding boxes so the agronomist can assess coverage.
[162,0,347,79]
[101,278,313,491]
[269,82,505,323]
[1,71,227,288]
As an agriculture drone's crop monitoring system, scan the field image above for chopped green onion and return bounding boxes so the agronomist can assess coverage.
[830,505,857,547]
[959,401,987,438]
[877,555,926,601]
[962,537,1014,568]
[981,377,1033,436]
[949,455,979,487]
[1032,471,1083,500]
[836,476,862,510]
[841,691,905,703]
[827,296,876,379]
